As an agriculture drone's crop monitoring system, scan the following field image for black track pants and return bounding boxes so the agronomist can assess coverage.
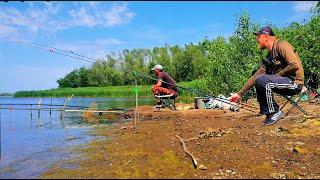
[254,74,302,115]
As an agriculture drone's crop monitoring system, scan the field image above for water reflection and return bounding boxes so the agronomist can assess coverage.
[0,97,153,178]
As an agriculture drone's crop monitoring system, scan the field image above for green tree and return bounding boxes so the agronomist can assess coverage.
[78,67,89,87]
[170,45,184,81]
[57,69,81,88]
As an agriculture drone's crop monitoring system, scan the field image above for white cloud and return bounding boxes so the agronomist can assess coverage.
[0,3,62,40]
[44,1,61,15]
[103,3,135,26]
[69,7,98,27]
[0,2,135,40]
[0,24,18,39]
[0,7,32,27]
[87,1,100,7]
[67,2,135,28]
[286,1,317,23]
[95,38,125,46]
[293,1,317,13]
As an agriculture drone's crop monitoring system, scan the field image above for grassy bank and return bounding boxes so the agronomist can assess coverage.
[14,85,153,98]
[14,80,204,99]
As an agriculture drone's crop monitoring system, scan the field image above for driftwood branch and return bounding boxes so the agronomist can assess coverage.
[175,135,198,169]
[185,137,199,142]
[119,125,136,130]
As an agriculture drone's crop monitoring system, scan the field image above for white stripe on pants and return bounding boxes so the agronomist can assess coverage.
[265,83,298,113]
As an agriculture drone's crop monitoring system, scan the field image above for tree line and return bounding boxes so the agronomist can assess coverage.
[57,7,319,97]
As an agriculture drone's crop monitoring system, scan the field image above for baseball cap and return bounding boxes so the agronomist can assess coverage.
[253,26,275,36]
[151,64,163,71]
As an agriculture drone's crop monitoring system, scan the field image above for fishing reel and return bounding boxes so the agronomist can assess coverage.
[229,105,240,112]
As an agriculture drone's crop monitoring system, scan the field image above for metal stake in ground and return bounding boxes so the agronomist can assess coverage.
[38,98,41,119]
[50,98,52,116]
[60,94,73,120]
[134,78,139,129]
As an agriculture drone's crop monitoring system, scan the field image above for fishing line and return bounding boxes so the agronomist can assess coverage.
[133,71,201,94]
[0,103,89,109]
[20,41,98,62]
[215,96,260,110]
[9,40,97,63]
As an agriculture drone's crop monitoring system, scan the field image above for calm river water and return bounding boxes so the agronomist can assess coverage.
[0,96,154,178]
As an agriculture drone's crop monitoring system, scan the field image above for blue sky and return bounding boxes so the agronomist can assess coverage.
[0,1,317,93]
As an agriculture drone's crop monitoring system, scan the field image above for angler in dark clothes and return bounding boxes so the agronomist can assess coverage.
[229,26,305,126]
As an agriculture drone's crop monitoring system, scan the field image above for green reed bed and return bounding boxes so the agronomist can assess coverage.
[14,80,203,98]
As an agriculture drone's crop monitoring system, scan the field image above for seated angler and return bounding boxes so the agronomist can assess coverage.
[229,26,305,126]
[150,64,179,108]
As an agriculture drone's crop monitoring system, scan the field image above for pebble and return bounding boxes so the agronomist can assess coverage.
[293,146,306,154]
[295,141,305,146]
[226,169,233,173]
[271,173,287,179]
[198,164,207,170]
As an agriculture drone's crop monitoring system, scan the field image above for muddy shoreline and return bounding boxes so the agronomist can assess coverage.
[42,101,320,179]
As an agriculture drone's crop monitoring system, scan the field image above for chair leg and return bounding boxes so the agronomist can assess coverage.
[160,98,176,111]
[283,95,308,116]
[280,98,290,111]
[172,98,176,111]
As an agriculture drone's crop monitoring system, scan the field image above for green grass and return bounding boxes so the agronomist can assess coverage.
[14,80,203,98]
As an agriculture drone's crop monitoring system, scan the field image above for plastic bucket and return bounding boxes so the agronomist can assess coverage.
[194,97,209,109]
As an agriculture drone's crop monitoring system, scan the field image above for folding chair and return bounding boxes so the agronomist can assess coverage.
[280,86,308,116]
[154,94,177,111]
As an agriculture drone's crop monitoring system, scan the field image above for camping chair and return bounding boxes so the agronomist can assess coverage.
[154,94,177,111]
[280,86,308,116]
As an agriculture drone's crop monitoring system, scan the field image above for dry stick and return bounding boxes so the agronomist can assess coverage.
[185,137,199,142]
[175,135,198,169]
[60,94,73,120]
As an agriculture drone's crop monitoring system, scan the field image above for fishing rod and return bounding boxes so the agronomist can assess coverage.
[0,104,131,112]
[9,40,97,63]
[25,41,98,62]
[0,107,83,111]
[0,103,89,109]
[213,96,259,113]
[0,107,130,113]
[133,71,201,94]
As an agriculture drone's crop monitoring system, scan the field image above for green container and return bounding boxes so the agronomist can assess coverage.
[300,94,309,102]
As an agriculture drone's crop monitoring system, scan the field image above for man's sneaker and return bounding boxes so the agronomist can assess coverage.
[154,104,166,112]
[262,110,285,126]
[154,104,163,109]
